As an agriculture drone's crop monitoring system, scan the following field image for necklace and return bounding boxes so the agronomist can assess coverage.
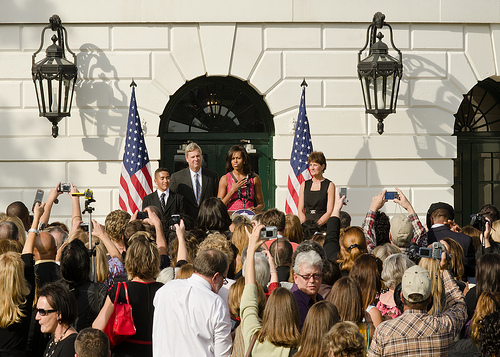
[45,325,71,357]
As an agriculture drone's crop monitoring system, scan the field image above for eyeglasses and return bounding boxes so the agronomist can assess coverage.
[36,308,57,316]
[296,273,322,281]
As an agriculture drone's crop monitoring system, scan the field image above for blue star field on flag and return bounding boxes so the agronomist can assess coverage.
[290,86,313,176]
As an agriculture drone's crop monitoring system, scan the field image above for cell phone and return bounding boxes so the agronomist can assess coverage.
[171,214,181,225]
[32,189,44,212]
[137,211,148,219]
[340,187,347,204]
[385,191,399,200]
[260,226,278,240]
[58,183,71,192]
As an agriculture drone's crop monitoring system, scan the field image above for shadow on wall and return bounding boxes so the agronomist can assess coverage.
[404,54,460,168]
[75,43,128,174]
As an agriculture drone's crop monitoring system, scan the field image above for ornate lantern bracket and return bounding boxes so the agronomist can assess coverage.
[357,12,403,135]
[32,15,77,138]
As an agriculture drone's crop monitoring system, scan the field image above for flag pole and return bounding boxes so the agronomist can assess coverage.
[130,79,137,87]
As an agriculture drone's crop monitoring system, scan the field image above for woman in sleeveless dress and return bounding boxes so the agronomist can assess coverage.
[298,151,335,227]
[218,145,264,213]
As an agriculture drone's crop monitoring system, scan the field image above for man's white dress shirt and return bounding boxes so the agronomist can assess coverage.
[152,273,232,357]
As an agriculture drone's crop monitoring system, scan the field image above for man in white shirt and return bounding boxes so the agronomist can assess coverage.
[153,248,232,357]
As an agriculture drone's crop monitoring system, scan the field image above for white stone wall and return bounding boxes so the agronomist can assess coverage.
[1,0,499,226]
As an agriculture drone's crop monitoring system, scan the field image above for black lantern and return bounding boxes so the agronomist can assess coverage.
[358,12,403,135]
[32,15,77,138]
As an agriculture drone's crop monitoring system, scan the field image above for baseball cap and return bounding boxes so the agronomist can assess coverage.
[402,265,431,303]
[390,214,412,245]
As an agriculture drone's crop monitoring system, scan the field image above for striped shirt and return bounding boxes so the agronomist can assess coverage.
[368,270,467,357]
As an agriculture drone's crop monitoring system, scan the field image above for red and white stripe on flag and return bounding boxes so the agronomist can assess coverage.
[285,84,313,215]
[118,86,153,214]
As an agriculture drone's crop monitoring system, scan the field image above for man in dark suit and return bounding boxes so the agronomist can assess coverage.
[169,143,219,221]
[142,168,184,220]
[426,202,476,279]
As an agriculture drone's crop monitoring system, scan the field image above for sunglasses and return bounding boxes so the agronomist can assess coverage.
[36,308,57,316]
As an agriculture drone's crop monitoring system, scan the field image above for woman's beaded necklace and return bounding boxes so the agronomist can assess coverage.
[45,325,71,357]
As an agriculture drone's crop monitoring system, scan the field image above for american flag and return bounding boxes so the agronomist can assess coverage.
[119,86,153,213]
[285,85,313,215]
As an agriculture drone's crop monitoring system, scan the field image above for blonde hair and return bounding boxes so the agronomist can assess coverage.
[231,223,252,272]
[94,242,109,283]
[198,232,234,262]
[471,292,500,344]
[419,257,444,315]
[0,252,30,328]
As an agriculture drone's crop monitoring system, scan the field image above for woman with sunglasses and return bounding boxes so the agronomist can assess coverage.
[36,281,78,357]
[0,202,44,357]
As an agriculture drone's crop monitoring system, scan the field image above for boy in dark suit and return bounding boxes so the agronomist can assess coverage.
[142,168,184,219]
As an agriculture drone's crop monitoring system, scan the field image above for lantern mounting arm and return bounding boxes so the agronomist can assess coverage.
[358,12,402,64]
[32,15,77,68]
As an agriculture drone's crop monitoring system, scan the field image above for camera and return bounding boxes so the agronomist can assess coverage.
[470,213,487,231]
[171,214,181,225]
[385,191,399,200]
[58,183,71,193]
[260,226,278,240]
[137,211,148,220]
[419,242,446,260]
[80,222,92,233]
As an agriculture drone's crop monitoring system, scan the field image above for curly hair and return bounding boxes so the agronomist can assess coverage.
[105,210,131,242]
[198,232,234,263]
[324,321,365,357]
[477,310,500,356]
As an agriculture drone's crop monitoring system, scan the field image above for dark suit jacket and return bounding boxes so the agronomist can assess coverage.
[428,225,476,278]
[142,189,184,219]
[169,167,219,220]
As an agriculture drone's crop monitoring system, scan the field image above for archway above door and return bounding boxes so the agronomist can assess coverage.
[454,78,500,225]
[158,75,276,209]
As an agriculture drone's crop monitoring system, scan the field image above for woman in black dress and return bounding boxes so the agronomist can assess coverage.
[36,281,78,357]
[93,232,163,357]
[298,151,335,227]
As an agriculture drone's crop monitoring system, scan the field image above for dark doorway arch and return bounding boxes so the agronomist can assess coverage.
[158,75,275,209]
[453,77,500,225]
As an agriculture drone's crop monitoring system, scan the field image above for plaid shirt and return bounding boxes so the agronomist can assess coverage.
[362,210,428,253]
[368,270,467,357]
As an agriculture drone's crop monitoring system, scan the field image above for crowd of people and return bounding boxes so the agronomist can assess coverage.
[1,142,500,357]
